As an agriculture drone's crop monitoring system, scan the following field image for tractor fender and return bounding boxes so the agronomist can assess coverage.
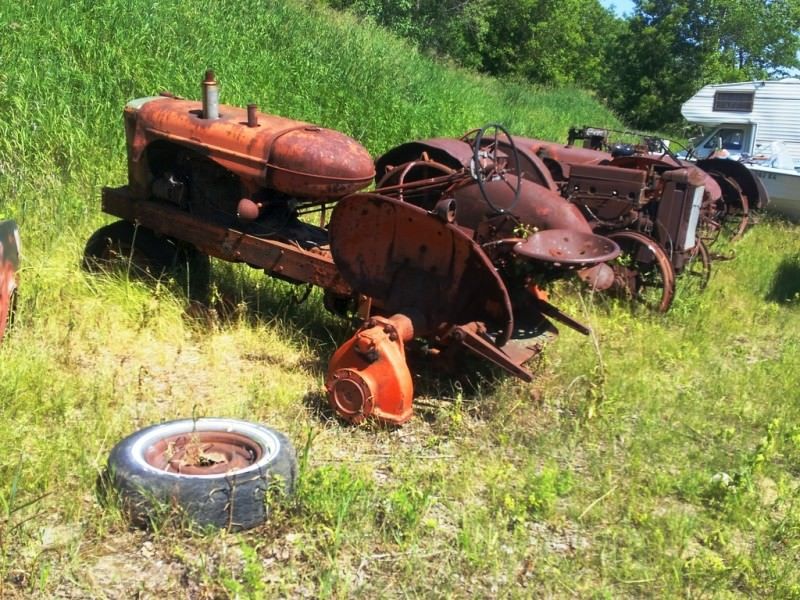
[697,158,768,210]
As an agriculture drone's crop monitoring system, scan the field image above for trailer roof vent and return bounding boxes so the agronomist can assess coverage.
[713,91,754,113]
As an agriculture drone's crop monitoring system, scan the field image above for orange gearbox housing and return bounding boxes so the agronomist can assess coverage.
[124,97,375,200]
[325,315,415,426]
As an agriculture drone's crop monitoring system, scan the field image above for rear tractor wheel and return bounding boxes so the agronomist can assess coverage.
[605,230,676,313]
[83,220,210,297]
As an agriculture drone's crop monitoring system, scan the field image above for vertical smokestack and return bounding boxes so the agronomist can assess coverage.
[247,103,259,127]
[202,70,219,120]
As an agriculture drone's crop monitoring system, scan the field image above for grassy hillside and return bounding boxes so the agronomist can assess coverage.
[1,0,800,598]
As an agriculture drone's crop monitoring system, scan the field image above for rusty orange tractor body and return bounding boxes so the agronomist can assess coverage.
[89,73,620,425]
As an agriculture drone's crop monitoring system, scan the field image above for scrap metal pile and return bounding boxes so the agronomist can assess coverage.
[84,73,766,426]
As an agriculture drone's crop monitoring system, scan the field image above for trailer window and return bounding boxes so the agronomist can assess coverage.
[713,91,754,112]
[703,128,744,151]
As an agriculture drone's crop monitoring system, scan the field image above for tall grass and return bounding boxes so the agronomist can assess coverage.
[0,0,799,597]
[0,0,618,235]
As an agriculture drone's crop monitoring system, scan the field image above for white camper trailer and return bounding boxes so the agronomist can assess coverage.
[681,79,800,221]
[681,78,800,167]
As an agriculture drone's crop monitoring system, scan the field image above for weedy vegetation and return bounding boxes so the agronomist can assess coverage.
[1,0,799,598]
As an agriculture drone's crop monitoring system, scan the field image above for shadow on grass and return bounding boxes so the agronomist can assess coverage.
[178,260,525,427]
[766,254,800,304]
[184,260,354,366]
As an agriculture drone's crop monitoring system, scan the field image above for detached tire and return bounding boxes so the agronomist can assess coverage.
[107,418,297,531]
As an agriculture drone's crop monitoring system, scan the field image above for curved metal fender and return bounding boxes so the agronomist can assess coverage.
[328,192,514,345]
[697,158,769,210]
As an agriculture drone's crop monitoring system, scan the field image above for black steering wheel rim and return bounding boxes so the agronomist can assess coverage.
[472,123,522,214]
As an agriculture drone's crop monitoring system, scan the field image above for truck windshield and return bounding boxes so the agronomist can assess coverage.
[703,128,744,151]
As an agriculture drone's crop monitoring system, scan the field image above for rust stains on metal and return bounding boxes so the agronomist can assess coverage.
[328,193,514,342]
[144,431,263,475]
[127,98,374,199]
[0,220,19,343]
[102,188,351,295]
[514,229,620,267]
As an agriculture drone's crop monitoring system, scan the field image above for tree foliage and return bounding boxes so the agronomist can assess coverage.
[464,0,622,89]
[602,0,800,129]
[322,0,620,88]
[323,0,800,131]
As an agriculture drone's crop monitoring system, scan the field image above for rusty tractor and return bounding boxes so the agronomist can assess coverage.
[86,72,620,425]
[0,220,20,343]
[564,126,769,244]
[482,127,768,312]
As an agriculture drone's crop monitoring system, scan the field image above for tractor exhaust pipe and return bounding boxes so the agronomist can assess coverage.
[247,103,259,128]
[201,69,219,120]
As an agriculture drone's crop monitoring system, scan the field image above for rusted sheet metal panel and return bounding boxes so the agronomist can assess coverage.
[538,143,612,165]
[0,220,20,342]
[451,177,594,234]
[375,139,475,177]
[328,193,514,344]
[102,187,351,295]
[127,98,374,199]
[494,139,558,191]
[511,136,613,166]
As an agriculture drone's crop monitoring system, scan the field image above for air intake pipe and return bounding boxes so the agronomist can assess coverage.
[202,69,219,120]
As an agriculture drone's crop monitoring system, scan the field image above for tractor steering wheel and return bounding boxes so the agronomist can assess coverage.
[471,123,522,214]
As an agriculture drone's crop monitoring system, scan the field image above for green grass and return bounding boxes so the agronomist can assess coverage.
[2,0,800,597]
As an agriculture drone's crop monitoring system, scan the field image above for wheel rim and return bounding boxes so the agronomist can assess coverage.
[606,230,676,313]
[712,173,750,242]
[698,212,722,247]
[720,203,749,242]
[129,419,281,478]
[143,431,263,476]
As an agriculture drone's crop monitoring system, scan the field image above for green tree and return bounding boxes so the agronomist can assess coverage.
[323,0,622,88]
[322,0,482,65]
[463,0,621,88]
[601,0,800,130]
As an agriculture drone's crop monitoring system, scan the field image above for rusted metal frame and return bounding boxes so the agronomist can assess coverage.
[375,165,465,196]
[446,323,534,382]
[102,186,351,295]
[529,296,591,336]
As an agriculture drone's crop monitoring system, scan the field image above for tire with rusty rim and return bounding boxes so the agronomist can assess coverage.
[605,230,676,313]
[106,418,297,530]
